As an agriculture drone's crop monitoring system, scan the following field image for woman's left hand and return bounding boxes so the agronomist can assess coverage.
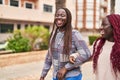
[57,67,67,80]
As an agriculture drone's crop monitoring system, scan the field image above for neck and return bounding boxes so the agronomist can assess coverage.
[107,37,114,42]
[58,27,65,32]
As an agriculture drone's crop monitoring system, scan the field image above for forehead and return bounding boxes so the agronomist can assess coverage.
[56,9,66,14]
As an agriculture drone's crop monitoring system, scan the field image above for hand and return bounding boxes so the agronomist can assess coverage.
[57,67,67,80]
[69,56,75,64]
[40,77,44,80]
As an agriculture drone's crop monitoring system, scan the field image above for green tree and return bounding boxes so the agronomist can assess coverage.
[110,0,115,14]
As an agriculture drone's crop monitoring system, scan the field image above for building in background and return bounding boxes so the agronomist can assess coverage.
[76,0,120,31]
[0,0,77,42]
[0,0,120,42]
[76,0,110,31]
[0,0,55,41]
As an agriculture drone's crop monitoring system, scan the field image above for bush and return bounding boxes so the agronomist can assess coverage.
[40,42,48,50]
[6,32,31,53]
[88,35,100,45]
[23,26,50,50]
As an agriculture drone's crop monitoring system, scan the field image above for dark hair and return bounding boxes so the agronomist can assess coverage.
[93,14,120,76]
[49,8,72,55]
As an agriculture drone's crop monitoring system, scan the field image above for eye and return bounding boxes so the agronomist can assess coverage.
[102,23,107,26]
[55,14,59,17]
[61,14,66,17]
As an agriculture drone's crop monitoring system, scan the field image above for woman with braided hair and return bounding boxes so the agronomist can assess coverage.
[92,14,120,80]
[69,14,120,80]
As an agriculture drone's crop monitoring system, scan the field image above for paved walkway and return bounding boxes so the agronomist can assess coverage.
[0,60,94,80]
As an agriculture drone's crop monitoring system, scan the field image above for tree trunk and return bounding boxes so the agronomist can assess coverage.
[75,0,78,29]
[55,0,66,10]
[110,0,115,14]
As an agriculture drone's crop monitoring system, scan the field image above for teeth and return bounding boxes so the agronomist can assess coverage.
[57,20,62,24]
[58,20,61,23]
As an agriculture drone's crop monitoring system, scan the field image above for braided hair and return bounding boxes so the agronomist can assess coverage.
[93,14,120,76]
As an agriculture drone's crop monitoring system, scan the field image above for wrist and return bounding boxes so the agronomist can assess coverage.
[40,76,44,79]
[64,65,70,71]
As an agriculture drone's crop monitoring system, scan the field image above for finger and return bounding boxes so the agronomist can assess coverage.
[57,73,62,80]
[59,73,62,80]
[71,58,75,64]
[69,57,75,64]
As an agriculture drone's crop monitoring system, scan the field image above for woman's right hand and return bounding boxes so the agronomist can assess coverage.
[40,77,44,80]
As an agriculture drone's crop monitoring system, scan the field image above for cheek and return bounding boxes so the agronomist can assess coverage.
[105,30,113,37]
[62,16,66,19]
[63,18,67,24]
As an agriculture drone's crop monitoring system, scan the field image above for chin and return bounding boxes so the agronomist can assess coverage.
[56,24,62,27]
[101,35,106,39]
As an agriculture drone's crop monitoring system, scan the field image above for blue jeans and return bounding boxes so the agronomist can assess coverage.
[53,74,82,80]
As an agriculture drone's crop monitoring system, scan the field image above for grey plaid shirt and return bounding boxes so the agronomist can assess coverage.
[41,29,91,79]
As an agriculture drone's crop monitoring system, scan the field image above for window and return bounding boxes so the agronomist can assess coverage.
[0,0,3,4]
[44,25,50,30]
[43,4,52,13]
[24,1,34,9]
[25,24,28,29]
[17,24,21,30]
[10,0,19,7]
[25,3,32,9]
[30,24,33,27]
[0,24,14,33]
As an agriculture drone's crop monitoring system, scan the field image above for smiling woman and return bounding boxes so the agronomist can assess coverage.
[39,8,91,80]
[55,9,67,28]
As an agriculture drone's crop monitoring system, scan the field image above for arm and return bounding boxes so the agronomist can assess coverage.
[65,30,91,70]
[40,50,52,79]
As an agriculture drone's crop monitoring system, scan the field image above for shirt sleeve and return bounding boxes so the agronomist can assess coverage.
[40,49,52,77]
[65,30,91,70]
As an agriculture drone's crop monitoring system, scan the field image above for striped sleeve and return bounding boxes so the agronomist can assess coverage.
[65,30,91,70]
[40,50,52,77]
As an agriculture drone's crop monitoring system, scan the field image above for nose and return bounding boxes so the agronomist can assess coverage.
[99,25,103,32]
[100,25,104,29]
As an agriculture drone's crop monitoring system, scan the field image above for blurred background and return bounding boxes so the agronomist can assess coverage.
[0,0,120,43]
[0,0,120,80]
[0,0,120,49]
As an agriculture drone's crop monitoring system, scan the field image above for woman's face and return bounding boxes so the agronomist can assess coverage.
[100,17,113,40]
[55,9,67,28]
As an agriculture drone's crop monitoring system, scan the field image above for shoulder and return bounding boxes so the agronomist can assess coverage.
[72,29,79,33]
[72,29,83,39]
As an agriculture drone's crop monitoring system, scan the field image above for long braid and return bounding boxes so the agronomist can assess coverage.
[92,37,106,73]
[107,14,120,75]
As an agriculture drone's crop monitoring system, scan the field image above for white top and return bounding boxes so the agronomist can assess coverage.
[95,41,120,80]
